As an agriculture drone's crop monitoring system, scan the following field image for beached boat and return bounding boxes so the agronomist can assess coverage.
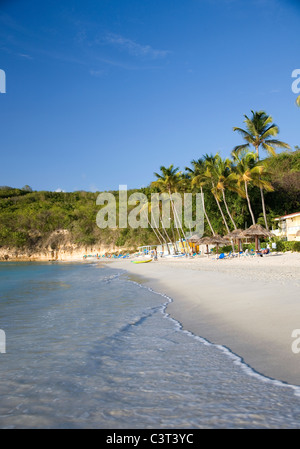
[132,259,152,264]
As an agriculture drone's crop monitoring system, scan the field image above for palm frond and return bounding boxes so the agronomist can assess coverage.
[232,144,250,157]
[261,124,279,139]
[264,139,291,149]
[233,127,254,141]
[261,142,277,157]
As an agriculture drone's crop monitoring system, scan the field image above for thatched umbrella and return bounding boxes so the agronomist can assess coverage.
[225,229,244,253]
[208,234,230,255]
[187,233,202,242]
[186,234,202,253]
[241,224,274,253]
[197,236,214,256]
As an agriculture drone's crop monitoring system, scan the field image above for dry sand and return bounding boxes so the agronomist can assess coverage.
[107,252,300,386]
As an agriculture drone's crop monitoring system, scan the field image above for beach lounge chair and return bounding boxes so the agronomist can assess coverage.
[190,252,200,257]
[227,251,236,258]
[261,248,270,255]
[217,253,226,260]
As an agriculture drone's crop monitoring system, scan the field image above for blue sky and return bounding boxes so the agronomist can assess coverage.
[0,0,299,192]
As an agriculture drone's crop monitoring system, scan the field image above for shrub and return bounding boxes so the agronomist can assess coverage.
[272,240,300,252]
[293,241,300,252]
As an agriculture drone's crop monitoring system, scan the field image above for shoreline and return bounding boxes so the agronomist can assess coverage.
[106,253,300,386]
[2,253,300,386]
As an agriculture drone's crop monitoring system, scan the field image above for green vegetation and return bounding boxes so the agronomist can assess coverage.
[0,110,299,253]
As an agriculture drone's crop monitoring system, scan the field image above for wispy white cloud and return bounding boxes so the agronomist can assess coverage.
[18,53,33,60]
[103,33,170,59]
[0,11,170,73]
[89,69,105,77]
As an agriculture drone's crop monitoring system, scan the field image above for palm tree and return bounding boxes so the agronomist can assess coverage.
[208,155,243,230]
[232,150,274,226]
[152,165,188,254]
[233,110,290,158]
[233,110,290,229]
[231,151,256,225]
[149,185,173,254]
[186,159,216,236]
[201,154,231,234]
[250,164,275,226]
[139,201,166,250]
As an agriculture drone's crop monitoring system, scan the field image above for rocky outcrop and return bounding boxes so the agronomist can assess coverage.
[0,229,131,261]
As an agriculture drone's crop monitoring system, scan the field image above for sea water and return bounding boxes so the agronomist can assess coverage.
[0,261,300,429]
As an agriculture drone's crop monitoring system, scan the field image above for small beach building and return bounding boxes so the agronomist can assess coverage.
[156,243,175,255]
[137,245,158,255]
[273,212,300,241]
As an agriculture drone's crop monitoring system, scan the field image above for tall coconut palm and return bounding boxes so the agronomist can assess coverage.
[250,164,275,226]
[186,159,215,236]
[233,110,290,229]
[139,201,167,251]
[152,165,188,254]
[149,184,174,254]
[233,110,290,159]
[231,150,274,226]
[207,155,243,230]
[201,154,231,234]
[231,151,256,225]
[152,165,182,247]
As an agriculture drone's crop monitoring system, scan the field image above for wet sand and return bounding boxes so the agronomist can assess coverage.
[108,253,300,386]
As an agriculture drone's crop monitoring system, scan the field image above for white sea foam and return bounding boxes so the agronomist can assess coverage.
[125,275,300,398]
[1,262,300,429]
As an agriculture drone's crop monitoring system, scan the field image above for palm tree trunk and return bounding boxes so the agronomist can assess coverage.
[172,198,190,254]
[222,190,237,230]
[211,180,230,234]
[151,211,168,248]
[244,181,256,225]
[260,186,269,230]
[169,189,188,255]
[160,218,172,254]
[147,216,163,246]
[170,220,180,253]
[152,199,173,254]
[255,143,269,230]
[200,186,215,236]
[213,195,230,234]
[141,204,164,249]
[171,205,183,252]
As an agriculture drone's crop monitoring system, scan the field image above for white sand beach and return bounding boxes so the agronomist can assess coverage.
[107,252,300,386]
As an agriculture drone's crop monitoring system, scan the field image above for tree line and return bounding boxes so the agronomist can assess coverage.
[0,110,299,252]
[150,110,299,247]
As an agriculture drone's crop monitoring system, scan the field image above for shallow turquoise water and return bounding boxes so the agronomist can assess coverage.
[0,261,300,429]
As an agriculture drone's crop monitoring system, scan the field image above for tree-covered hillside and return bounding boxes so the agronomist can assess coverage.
[0,149,299,252]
